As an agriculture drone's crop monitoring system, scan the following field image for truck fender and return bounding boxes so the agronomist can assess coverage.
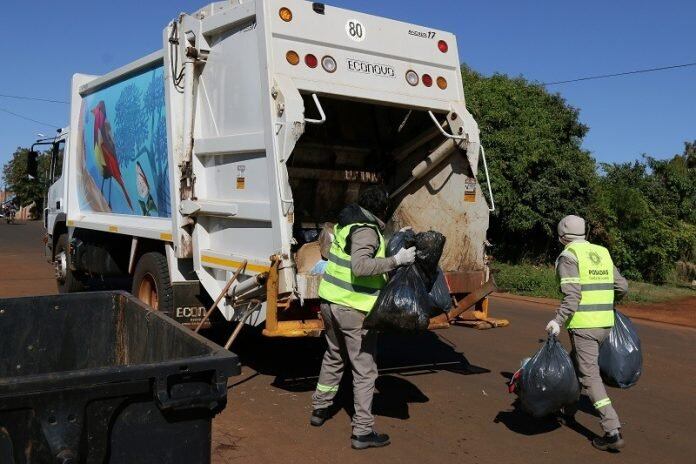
[50,213,68,259]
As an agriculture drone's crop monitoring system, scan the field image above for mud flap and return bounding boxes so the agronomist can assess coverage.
[171,281,214,328]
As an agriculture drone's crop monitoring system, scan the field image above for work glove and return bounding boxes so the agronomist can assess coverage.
[399,226,413,233]
[545,320,560,337]
[394,247,416,266]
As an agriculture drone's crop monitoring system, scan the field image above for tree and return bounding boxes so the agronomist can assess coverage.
[2,147,51,217]
[461,65,597,262]
[589,143,696,283]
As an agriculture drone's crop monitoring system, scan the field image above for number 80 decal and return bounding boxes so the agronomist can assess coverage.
[346,19,366,42]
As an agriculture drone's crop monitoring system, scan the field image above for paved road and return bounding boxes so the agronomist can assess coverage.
[2,221,695,463]
[0,220,55,297]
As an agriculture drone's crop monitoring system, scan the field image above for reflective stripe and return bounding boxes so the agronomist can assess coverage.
[328,251,351,268]
[316,383,339,393]
[321,273,382,296]
[581,283,614,291]
[594,398,612,409]
[577,303,615,312]
[560,277,580,284]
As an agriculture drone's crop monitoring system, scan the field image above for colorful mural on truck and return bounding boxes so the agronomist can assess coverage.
[77,65,170,218]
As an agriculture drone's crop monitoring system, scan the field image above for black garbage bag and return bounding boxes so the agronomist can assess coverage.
[599,311,642,388]
[414,230,446,283]
[519,336,580,418]
[428,268,452,314]
[387,230,449,305]
[386,229,416,258]
[364,230,447,330]
[363,265,432,331]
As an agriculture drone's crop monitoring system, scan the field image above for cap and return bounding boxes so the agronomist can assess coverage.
[558,215,586,239]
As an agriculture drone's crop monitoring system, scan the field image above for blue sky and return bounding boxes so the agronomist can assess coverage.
[1,0,694,171]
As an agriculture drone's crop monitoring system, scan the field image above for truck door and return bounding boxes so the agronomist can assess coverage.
[46,139,66,234]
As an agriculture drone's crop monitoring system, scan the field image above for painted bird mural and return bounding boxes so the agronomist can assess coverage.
[90,101,133,211]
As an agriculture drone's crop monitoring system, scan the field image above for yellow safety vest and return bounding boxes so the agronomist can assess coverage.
[563,242,615,329]
[318,222,387,313]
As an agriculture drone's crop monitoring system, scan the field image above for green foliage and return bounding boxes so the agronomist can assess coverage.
[590,144,696,283]
[462,65,695,284]
[461,66,597,261]
[493,263,561,299]
[2,147,51,217]
[494,263,694,303]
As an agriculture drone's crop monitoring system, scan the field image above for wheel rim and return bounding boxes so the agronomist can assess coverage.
[137,273,159,310]
[55,251,67,283]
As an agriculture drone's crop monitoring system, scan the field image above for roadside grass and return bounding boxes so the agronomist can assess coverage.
[492,262,695,304]
[621,280,695,304]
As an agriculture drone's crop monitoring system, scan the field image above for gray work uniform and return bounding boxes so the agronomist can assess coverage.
[555,240,628,434]
[312,222,398,436]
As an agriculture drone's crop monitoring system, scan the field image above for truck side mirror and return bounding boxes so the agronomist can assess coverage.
[27,151,38,180]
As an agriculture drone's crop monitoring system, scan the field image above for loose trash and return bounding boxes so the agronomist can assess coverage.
[364,230,446,331]
[518,336,580,418]
[295,241,323,274]
[310,259,328,275]
[599,311,642,388]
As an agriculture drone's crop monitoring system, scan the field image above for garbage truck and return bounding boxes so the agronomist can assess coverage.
[33,0,497,336]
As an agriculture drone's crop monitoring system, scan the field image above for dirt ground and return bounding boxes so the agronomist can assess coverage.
[494,292,696,328]
[2,221,696,464]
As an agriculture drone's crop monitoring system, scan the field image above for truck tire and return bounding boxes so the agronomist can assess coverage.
[55,234,86,293]
[132,251,174,314]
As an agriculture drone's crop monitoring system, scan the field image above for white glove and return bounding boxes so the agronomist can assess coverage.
[394,247,416,266]
[545,320,560,337]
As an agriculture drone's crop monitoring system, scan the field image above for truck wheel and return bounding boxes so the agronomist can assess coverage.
[132,251,173,313]
[55,234,85,293]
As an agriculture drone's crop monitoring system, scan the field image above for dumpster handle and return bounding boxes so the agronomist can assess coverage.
[155,375,228,411]
[305,93,326,125]
[428,111,466,140]
[480,145,496,212]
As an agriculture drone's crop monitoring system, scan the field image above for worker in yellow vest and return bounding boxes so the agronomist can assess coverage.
[546,215,629,451]
[312,186,415,450]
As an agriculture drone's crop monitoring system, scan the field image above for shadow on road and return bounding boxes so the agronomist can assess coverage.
[373,374,429,419]
[208,326,489,395]
[494,398,562,435]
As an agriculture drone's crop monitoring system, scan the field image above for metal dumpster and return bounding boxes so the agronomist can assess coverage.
[0,291,240,464]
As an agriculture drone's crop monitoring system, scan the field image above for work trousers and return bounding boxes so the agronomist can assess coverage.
[312,302,378,436]
[569,328,621,433]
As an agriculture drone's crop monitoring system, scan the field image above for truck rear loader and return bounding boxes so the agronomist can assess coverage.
[34,0,497,336]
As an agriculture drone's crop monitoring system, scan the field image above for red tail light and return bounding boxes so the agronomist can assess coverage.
[305,54,318,68]
[438,40,448,53]
[422,74,433,87]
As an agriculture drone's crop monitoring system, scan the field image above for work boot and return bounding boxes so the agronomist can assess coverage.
[592,431,625,451]
[351,431,390,450]
[310,408,330,427]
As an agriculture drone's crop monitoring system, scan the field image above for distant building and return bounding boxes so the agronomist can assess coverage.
[1,190,36,220]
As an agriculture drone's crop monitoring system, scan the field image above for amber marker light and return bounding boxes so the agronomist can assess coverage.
[279,7,293,22]
[286,50,300,65]
[437,76,448,89]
